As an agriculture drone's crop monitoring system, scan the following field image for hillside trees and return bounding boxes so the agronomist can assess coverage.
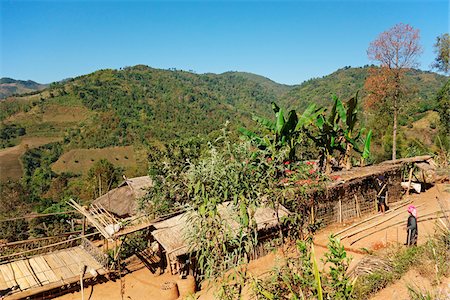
[0,180,30,242]
[365,23,422,160]
[435,79,450,152]
[432,33,450,74]
[86,159,122,199]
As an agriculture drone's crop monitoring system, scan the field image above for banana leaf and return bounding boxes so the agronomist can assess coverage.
[252,115,275,131]
[362,130,372,159]
[281,109,298,136]
[316,115,325,130]
[335,96,347,125]
[271,102,280,113]
[328,95,339,125]
[296,103,318,130]
[346,92,359,130]
[238,127,264,146]
[275,107,285,135]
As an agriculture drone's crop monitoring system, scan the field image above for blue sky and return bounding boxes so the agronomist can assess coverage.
[0,0,448,85]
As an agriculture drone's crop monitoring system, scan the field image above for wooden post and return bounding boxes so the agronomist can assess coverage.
[407,168,413,195]
[81,217,86,236]
[396,226,399,245]
[166,252,172,275]
[354,195,361,218]
[339,200,342,223]
[385,191,389,207]
[311,205,314,224]
[422,170,426,192]
[80,265,86,300]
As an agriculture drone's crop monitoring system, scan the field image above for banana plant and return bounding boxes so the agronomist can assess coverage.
[239,102,321,161]
[309,94,373,173]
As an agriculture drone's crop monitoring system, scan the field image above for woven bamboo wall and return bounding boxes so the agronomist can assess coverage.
[315,168,403,226]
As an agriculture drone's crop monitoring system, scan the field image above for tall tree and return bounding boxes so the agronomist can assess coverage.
[86,159,122,199]
[432,33,450,74]
[365,23,422,160]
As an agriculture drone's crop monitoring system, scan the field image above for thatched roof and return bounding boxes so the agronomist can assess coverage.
[151,202,290,258]
[329,155,434,186]
[93,176,152,217]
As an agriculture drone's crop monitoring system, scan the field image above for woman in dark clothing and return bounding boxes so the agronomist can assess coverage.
[375,175,388,213]
[406,205,418,246]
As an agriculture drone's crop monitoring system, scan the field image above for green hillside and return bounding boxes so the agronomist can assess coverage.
[281,66,448,114]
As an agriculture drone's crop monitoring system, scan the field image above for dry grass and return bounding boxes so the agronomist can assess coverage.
[7,104,90,124]
[0,136,61,181]
[41,104,90,123]
[51,146,144,175]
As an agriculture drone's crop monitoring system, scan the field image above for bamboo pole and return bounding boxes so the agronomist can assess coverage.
[1,231,82,247]
[0,232,98,261]
[334,199,411,236]
[406,168,413,195]
[0,211,77,223]
[80,265,86,300]
[341,204,426,240]
[350,215,446,246]
[81,217,86,236]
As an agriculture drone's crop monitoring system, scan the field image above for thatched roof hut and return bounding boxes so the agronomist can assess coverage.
[93,176,152,218]
[151,202,290,259]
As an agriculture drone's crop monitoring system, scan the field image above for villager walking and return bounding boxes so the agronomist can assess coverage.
[375,175,388,213]
[405,205,418,246]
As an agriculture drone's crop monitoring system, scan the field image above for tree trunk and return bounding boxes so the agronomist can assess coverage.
[392,106,397,161]
[392,70,401,161]
[345,143,353,170]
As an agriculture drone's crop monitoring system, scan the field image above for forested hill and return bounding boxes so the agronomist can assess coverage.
[0,78,48,99]
[1,65,447,150]
[1,65,289,149]
[280,66,448,112]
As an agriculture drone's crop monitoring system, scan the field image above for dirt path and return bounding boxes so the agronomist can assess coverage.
[370,269,450,300]
[55,185,449,300]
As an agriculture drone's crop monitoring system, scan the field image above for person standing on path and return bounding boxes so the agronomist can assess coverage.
[375,175,388,214]
[405,205,418,246]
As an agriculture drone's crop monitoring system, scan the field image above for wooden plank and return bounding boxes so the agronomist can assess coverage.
[28,258,49,285]
[4,269,101,300]
[33,256,58,283]
[56,251,79,276]
[9,261,30,290]
[50,253,74,279]
[80,251,102,269]
[15,260,38,288]
[42,254,66,281]
[0,263,17,288]
[0,269,8,290]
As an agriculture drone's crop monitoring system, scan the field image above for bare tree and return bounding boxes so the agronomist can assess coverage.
[366,23,422,160]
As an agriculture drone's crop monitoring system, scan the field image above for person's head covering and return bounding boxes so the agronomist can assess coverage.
[407,205,417,218]
[377,175,385,182]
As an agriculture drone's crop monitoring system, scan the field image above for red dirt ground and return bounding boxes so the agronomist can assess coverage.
[56,184,450,300]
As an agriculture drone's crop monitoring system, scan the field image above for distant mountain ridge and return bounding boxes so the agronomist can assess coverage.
[0,77,48,99]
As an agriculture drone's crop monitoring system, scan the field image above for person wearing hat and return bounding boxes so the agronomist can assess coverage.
[375,175,388,214]
[405,205,418,246]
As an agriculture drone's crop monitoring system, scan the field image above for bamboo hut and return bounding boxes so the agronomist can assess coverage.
[151,202,291,274]
[93,176,152,218]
